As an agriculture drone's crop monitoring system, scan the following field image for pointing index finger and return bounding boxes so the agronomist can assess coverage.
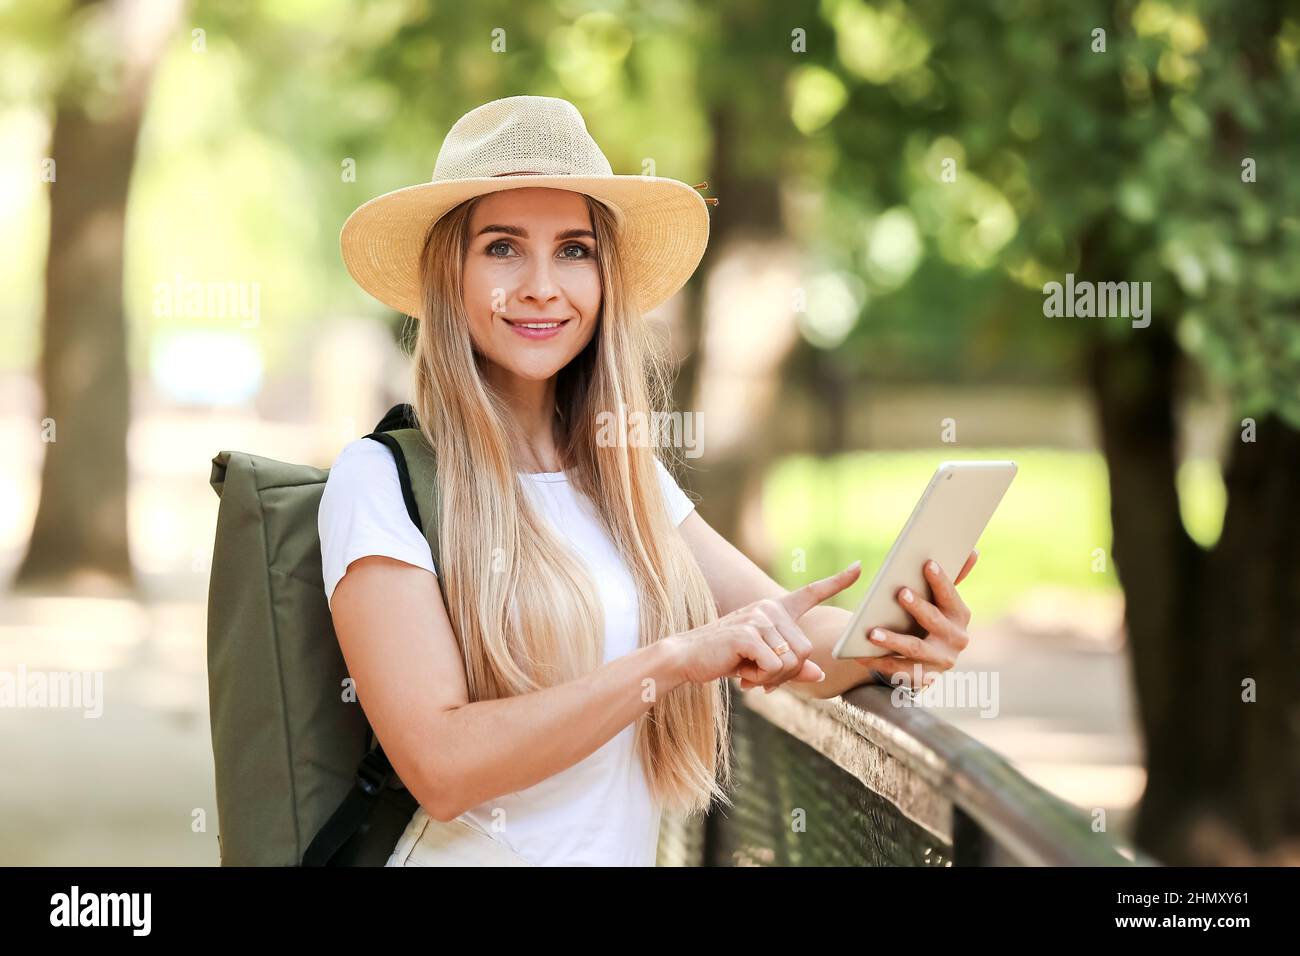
[779,560,862,619]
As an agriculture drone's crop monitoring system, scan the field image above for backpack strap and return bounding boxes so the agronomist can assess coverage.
[302,403,441,866]
[365,423,447,592]
[364,431,423,530]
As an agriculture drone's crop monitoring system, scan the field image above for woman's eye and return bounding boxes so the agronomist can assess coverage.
[486,243,592,261]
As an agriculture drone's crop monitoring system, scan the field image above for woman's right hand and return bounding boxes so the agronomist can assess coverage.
[664,561,862,692]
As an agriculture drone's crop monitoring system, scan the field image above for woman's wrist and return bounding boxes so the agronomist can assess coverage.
[645,636,687,696]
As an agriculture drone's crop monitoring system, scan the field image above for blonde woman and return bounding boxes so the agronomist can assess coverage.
[320,96,979,866]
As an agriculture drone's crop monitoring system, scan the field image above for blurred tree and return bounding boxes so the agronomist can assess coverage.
[667,0,827,560]
[13,0,187,593]
[1079,1,1300,866]
[804,0,1300,863]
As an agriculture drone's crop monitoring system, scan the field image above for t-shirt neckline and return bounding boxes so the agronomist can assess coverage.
[522,470,568,483]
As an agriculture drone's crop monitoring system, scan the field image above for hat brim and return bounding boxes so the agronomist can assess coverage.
[339,174,710,319]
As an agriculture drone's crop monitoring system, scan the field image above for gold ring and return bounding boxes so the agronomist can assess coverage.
[771,642,790,656]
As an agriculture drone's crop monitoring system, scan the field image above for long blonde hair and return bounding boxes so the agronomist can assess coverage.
[406,191,731,816]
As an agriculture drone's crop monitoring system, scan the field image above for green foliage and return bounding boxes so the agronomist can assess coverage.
[803,0,1300,424]
[4,0,1296,420]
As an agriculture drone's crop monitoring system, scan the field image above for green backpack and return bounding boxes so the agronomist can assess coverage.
[206,403,444,865]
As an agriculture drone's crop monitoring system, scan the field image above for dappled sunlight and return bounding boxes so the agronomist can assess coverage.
[831,0,931,85]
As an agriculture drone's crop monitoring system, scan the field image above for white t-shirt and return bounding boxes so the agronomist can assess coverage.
[317,436,697,866]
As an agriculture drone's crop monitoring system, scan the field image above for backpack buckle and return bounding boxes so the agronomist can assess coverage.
[356,750,393,796]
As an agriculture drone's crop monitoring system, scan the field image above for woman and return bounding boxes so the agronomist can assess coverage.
[320,96,978,866]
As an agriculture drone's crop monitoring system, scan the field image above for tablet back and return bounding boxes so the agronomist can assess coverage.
[833,460,1017,659]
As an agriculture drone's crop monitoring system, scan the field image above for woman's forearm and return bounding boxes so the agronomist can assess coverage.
[421,638,685,820]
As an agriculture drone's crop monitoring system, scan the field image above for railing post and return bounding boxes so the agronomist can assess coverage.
[952,805,993,866]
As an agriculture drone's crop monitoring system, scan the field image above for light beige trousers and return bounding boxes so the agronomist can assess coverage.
[385,805,535,867]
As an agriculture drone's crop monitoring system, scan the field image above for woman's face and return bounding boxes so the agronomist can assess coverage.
[462,187,602,383]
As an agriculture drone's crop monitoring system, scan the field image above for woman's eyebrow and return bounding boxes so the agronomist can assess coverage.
[475,224,595,241]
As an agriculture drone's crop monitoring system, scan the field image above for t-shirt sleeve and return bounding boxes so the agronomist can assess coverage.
[318,437,437,612]
[654,458,697,527]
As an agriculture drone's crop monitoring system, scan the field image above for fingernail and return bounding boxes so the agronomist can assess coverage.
[847,559,861,572]
[900,589,913,603]
[870,628,886,642]
[927,561,939,573]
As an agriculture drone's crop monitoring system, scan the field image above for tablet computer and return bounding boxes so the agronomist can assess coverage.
[831,460,1017,660]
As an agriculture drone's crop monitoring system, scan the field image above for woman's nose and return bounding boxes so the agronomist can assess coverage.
[517,254,560,305]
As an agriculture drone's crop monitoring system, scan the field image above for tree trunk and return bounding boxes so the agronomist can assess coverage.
[1087,326,1207,862]
[1088,297,1300,864]
[673,99,792,562]
[1207,415,1300,862]
[14,0,184,595]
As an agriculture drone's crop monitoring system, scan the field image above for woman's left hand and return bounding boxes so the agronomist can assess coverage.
[858,549,978,690]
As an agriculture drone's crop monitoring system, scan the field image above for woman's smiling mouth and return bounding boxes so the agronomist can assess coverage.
[501,316,572,340]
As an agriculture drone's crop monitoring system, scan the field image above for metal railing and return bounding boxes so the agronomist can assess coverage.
[658,682,1152,867]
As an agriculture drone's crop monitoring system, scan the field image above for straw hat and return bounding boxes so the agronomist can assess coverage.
[340,95,714,319]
